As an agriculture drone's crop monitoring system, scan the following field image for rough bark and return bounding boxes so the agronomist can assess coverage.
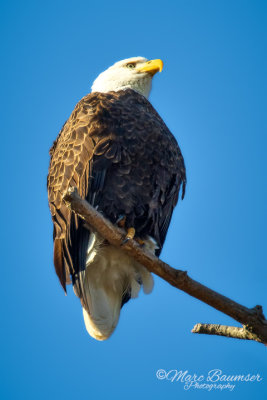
[191,323,263,342]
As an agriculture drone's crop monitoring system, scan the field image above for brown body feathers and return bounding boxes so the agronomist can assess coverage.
[47,89,186,305]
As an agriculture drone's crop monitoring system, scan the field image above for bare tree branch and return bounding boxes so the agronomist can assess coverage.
[191,323,263,342]
[63,187,267,346]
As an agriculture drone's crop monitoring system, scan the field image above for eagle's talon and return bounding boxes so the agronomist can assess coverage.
[122,237,130,245]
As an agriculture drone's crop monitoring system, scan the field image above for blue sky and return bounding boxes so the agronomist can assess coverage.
[1,0,266,399]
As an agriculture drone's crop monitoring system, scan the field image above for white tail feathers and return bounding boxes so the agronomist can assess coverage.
[81,234,156,340]
[82,286,121,341]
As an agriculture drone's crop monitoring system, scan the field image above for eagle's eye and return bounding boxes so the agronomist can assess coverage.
[126,63,136,69]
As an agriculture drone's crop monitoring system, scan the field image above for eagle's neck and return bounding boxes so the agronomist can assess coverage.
[91,74,152,99]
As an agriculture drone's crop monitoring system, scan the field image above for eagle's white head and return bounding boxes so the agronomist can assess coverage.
[91,57,163,99]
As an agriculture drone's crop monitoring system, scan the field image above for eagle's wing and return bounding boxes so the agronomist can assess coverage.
[155,170,185,256]
[47,93,122,303]
[136,99,186,255]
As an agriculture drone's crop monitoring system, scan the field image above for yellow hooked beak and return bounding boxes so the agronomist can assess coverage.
[136,59,163,76]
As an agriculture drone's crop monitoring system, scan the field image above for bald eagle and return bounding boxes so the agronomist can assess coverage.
[47,57,186,340]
